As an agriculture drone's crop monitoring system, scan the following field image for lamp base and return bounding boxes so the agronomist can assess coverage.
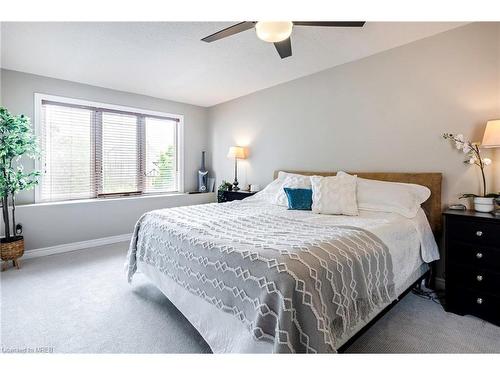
[232,181,240,191]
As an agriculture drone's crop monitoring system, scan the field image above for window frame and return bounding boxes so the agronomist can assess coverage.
[34,93,185,203]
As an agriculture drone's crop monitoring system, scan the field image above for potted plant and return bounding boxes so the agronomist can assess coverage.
[1,107,40,270]
[217,180,233,203]
[443,133,499,212]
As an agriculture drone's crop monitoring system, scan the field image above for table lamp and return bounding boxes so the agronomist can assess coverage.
[482,119,500,216]
[227,146,247,191]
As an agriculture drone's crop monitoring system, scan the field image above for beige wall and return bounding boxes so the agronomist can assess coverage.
[209,23,500,208]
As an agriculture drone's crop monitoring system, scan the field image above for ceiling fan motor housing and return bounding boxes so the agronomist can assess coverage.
[255,21,294,43]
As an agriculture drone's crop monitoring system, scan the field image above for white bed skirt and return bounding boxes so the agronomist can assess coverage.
[136,260,429,353]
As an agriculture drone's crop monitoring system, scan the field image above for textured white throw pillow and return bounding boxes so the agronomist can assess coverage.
[275,174,312,206]
[337,171,430,218]
[310,174,358,215]
[248,171,312,206]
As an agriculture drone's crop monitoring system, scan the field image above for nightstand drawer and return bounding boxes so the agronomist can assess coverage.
[448,266,500,295]
[447,241,500,269]
[446,217,500,246]
[448,289,500,325]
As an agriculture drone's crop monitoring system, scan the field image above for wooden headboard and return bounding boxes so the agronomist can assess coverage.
[274,171,443,233]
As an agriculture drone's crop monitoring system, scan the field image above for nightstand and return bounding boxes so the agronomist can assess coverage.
[217,190,256,203]
[443,210,500,325]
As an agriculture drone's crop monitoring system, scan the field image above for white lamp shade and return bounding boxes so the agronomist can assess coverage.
[227,146,247,159]
[482,119,500,148]
[255,22,293,43]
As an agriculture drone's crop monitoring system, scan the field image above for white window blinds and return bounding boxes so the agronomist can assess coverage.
[144,117,178,193]
[99,112,140,195]
[39,99,181,203]
[40,104,95,201]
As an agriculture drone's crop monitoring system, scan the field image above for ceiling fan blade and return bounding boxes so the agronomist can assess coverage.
[293,21,365,27]
[201,22,256,42]
[274,37,292,59]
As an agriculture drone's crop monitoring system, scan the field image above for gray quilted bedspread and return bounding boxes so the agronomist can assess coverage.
[126,201,395,353]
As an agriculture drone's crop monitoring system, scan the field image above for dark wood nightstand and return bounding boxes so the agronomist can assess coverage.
[217,190,256,203]
[443,210,500,325]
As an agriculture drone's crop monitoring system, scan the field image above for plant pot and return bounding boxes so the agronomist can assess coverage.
[0,236,24,270]
[473,197,495,213]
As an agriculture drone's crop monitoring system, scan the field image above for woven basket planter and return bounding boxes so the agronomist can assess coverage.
[1,236,24,270]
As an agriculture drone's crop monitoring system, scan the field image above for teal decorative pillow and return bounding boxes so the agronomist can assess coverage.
[284,187,313,210]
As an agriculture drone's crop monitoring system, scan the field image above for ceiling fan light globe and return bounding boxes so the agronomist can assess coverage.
[255,21,293,43]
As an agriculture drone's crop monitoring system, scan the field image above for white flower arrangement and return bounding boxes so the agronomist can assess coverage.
[443,133,498,198]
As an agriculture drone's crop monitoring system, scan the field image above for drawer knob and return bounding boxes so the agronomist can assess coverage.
[476,230,483,237]
[476,275,483,282]
[476,298,483,305]
[476,252,483,259]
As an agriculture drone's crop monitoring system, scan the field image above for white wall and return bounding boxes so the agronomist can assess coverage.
[209,23,500,208]
[0,69,215,250]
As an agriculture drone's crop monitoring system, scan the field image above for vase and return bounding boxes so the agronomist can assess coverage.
[473,197,495,213]
[198,151,208,192]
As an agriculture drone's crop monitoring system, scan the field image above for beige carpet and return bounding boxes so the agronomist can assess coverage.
[1,242,499,353]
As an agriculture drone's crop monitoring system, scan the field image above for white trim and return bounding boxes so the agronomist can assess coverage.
[22,233,132,260]
[34,93,184,120]
[19,192,190,209]
[33,92,186,202]
[177,115,185,193]
[34,94,42,203]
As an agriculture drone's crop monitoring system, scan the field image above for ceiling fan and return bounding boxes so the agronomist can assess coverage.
[201,21,366,59]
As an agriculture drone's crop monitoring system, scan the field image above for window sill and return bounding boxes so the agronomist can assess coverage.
[22,192,214,208]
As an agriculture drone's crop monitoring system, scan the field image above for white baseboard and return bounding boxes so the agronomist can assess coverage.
[23,233,132,259]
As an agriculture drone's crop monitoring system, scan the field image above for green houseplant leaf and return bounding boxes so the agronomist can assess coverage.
[0,107,41,240]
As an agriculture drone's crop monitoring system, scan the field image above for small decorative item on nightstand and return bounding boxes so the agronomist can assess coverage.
[217,180,232,203]
[495,197,500,217]
[443,210,500,326]
[249,184,261,192]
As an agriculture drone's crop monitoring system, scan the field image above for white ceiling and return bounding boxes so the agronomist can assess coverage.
[1,22,466,107]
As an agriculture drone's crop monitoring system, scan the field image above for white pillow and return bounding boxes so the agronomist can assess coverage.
[310,174,358,215]
[337,171,430,218]
[247,172,311,205]
[246,177,283,204]
[276,171,308,181]
[275,174,312,206]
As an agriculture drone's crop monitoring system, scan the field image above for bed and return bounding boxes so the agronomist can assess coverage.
[126,171,442,353]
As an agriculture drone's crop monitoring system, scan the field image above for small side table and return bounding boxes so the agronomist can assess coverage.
[218,190,256,203]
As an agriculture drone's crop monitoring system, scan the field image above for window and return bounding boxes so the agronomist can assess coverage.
[36,95,183,203]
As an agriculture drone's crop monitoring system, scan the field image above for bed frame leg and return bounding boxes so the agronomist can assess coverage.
[424,274,431,289]
[413,270,433,292]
